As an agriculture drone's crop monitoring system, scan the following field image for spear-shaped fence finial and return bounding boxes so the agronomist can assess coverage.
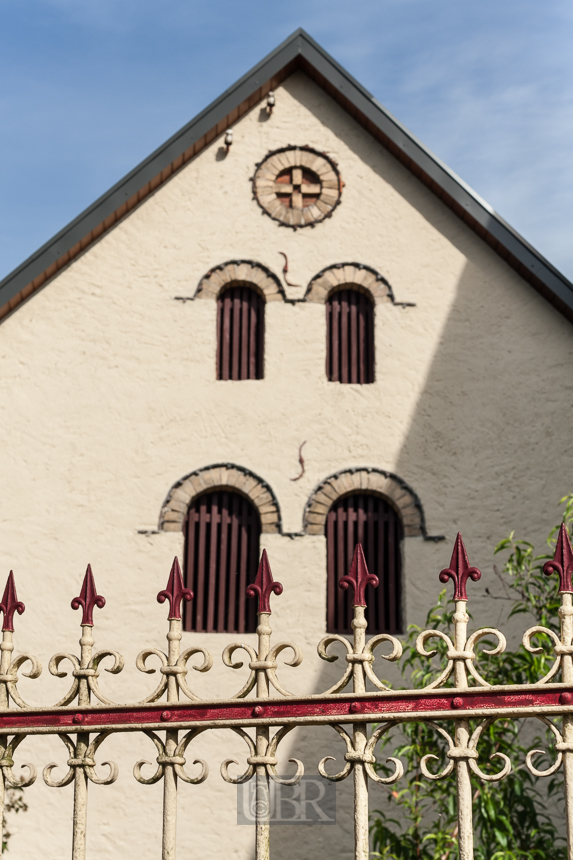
[157,557,193,620]
[71,564,106,626]
[246,549,283,614]
[543,523,573,593]
[339,544,379,606]
[0,571,25,632]
[439,532,481,601]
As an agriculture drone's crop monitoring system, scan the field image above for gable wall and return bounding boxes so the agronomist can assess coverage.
[1,72,572,858]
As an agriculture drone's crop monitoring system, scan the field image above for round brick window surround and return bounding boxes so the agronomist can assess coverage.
[252,146,342,228]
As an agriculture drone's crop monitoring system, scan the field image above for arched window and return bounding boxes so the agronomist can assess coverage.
[326,493,402,634]
[183,490,260,633]
[326,288,374,384]
[217,286,264,380]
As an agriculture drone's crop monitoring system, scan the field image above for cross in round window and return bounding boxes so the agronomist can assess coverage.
[274,167,322,210]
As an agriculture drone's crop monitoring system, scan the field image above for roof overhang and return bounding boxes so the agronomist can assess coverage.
[1,29,572,322]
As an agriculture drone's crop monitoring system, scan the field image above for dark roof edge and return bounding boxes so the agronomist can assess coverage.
[1,28,572,320]
[0,29,306,311]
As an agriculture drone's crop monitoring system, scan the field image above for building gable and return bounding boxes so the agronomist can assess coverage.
[0,29,571,324]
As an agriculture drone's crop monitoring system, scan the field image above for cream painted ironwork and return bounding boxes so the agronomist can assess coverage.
[0,531,573,859]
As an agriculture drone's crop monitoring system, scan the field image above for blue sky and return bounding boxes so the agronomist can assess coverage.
[1,0,572,281]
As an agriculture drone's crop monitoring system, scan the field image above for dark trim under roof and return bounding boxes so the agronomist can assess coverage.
[1,28,572,322]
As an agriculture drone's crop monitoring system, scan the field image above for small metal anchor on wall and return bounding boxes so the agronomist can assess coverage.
[289,441,306,481]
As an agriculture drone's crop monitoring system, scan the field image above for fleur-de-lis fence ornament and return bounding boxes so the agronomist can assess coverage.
[521,524,573,854]
[522,524,573,685]
[0,572,39,852]
[223,550,302,699]
[222,550,303,860]
[49,565,124,708]
[134,558,210,860]
[318,545,404,860]
[318,544,402,695]
[417,533,506,690]
[0,572,41,710]
[44,565,120,860]
[136,558,212,704]
[415,534,510,860]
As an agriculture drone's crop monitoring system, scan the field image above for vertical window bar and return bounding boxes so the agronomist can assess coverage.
[393,512,403,633]
[217,495,230,633]
[206,493,220,632]
[240,289,249,381]
[366,293,375,383]
[227,496,240,632]
[332,296,340,381]
[232,291,241,381]
[387,508,397,633]
[220,292,232,381]
[340,294,349,384]
[326,509,336,632]
[184,508,198,631]
[336,501,347,632]
[365,495,376,631]
[256,293,264,380]
[326,299,332,381]
[237,508,249,634]
[377,498,384,632]
[350,291,358,383]
[216,296,222,382]
[345,496,357,632]
[249,292,257,380]
[358,294,366,384]
[195,497,208,631]
[246,509,258,632]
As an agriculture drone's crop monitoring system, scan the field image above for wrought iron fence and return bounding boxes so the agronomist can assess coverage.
[0,529,572,860]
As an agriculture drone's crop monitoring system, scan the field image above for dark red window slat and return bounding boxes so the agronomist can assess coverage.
[217,285,264,381]
[326,288,374,384]
[326,493,402,634]
[183,490,260,633]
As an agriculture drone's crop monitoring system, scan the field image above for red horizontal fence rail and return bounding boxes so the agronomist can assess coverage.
[2,686,573,734]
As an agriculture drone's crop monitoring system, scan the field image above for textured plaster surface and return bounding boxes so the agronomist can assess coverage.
[0,72,572,857]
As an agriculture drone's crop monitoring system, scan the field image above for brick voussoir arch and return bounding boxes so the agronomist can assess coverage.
[304,468,444,541]
[160,464,282,534]
[195,260,285,302]
[305,263,395,304]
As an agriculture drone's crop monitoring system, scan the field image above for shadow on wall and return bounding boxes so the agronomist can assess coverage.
[235,75,573,860]
[393,253,573,558]
[259,262,573,860]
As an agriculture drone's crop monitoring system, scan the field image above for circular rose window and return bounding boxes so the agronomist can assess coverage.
[252,146,342,228]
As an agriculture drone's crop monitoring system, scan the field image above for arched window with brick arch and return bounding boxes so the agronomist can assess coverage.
[183,490,260,633]
[326,288,374,384]
[217,285,265,380]
[326,493,402,634]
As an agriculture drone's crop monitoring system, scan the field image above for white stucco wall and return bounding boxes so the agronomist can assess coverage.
[0,71,572,857]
